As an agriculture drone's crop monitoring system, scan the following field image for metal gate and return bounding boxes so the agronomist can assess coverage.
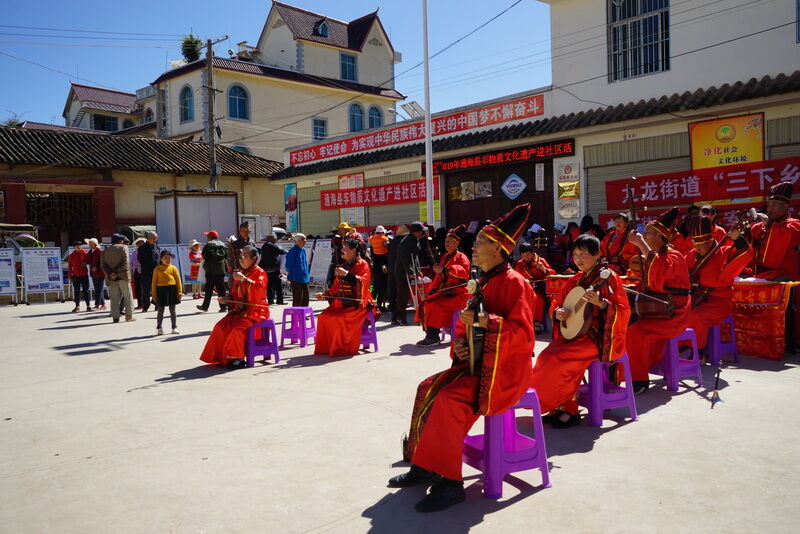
[25,192,94,247]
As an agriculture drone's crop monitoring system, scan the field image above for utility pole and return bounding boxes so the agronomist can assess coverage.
[205,36,228,190]
[421,0,435,227]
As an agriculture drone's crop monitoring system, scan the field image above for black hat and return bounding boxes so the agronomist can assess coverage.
[768,181,793,204]
[480,203,532,255]
[647,206,680,241]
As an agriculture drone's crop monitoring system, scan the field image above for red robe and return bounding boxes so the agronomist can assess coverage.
[315,258,374,357]
[749,218,800,281]
[530,266,631,414]
[200,266,269,365]
[418,250,471,329]
[600,230,639,274]
[405,264,534,481]
[686,240,753,350]
[514,254,554,323]
[627,247,691,381]
[671,234,694,257]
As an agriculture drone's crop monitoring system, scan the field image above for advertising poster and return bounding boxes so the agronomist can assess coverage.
[177,244,205,286]
[689,113,764,170]
[22,247,64,294]
[460,181,475,200]
[0,248,15,296]
[284,183,298,233]
[338,173,365,227]
[418,200,441,222]
[475,181,493,198]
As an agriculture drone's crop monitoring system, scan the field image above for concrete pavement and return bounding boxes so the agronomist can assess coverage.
[0,300,798,533]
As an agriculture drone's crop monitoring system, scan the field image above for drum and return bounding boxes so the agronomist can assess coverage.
[732,280,799,360]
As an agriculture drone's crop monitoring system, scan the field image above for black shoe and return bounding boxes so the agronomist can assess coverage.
[398,320,409,326]
[388,465,442,488]
[415,478,466,513]
[226,359,246,369]
[416,337,439,346]
[550,411,581,429]
[196,305,208,312]
[632,380,649,396]
[112,318,120,323]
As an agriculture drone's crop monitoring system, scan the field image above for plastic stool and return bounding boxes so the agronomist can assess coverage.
[463,388,551,499]
[360,313,379,352]
[706,315,739,366]
[246,319,280,367]
[651,328,703,391]
[280,306,316,348]
[577,353,638,426]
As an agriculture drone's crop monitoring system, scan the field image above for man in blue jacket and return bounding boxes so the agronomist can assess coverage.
[285,233,310,307]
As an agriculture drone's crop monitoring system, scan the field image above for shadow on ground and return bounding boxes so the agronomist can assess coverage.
[51,335,156,356]
[127,364,229,392]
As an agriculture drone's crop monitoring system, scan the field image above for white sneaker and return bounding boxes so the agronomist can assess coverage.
[171,328,180,335]
[156,328,164,336]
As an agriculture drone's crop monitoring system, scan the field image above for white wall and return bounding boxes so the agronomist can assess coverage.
[257,11,298,70]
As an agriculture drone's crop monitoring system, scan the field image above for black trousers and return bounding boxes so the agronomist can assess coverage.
[267,271,283,304]
[371,254,388,308]
[201,273,227,311]
[291,281,309,307]
[91,276,105,307]
[72,276,90,306]
[393,275,410,322]
[140,270,154,311]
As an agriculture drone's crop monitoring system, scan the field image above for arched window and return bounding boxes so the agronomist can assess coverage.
[179,86,194,122]
[367,106,382,129]
[144,108,154,123]
[349,103,364,132]
[318,22,328,37]
[232,144,251,155]
[122,119,135,129]
[228,85,249,120]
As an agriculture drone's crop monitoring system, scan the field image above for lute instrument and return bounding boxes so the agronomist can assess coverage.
[559,268,612,341]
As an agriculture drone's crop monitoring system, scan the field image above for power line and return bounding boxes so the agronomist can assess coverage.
[0,24,184,37]
[0,41,173,49]
[0,31,178,41]
[0,50,123,90]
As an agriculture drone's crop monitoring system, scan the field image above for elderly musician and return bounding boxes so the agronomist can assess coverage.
[748,182,800,282]
[314,238,375,357]
[626,207,691,394]
[514,241,555,334]
[388,204,535,513]
[530,234,630,428]
[600,212,639,274]
[415,225,471,346]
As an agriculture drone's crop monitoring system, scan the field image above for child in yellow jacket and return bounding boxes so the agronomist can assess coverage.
[152,250,183,335]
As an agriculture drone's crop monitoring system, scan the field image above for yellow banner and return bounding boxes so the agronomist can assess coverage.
[558,181,580,200]
[419,200,441,222]
[689,113,764,170]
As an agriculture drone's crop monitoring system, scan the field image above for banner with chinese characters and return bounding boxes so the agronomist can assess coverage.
[431,139,575,174]
[604,156,800,211]
[338,173,365,227]
[320,179,440,210]
[689,113,764,169]
[290,93,545,165]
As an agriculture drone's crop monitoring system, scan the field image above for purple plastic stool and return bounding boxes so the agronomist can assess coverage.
[706,315,739,366]
[462,388,551,499]
[360,313,379,352]
[651,328,703,391]
[577,353,638,426]
[439,310,460,343]
[280,306,316,348]
[246,319,280,367]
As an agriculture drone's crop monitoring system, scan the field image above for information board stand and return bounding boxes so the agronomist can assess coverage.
[21,247,65,304]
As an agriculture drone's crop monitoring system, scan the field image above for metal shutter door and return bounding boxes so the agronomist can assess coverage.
[365,171,421,226]
[298,184,339,236]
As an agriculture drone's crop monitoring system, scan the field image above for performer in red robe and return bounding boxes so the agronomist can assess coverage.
[684,216,753,354]
[388,204,534,513]
[748,182,800,281]
[514,241,555,333]
[700,205,728,241]
[416,225,471,346]
[625,207,692,393]
[530,234,631,427]
[200,245,269,369]
[314,238,375,357]
[600,212,639,274]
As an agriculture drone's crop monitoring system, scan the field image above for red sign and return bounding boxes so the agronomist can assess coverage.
[604,156,800,211]
[290,93,545,165]
[431,139,575,174]
[320,179,440,210]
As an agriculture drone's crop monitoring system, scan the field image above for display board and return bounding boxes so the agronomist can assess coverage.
[0,249,16,296]
[22,247,64,294]
[177,244,205,286]
[158,245,183,287]
[275,239,331,284]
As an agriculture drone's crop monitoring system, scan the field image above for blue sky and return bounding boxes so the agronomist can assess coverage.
[0,0,552,125]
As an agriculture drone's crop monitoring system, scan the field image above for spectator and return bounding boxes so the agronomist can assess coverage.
[260,233,287,305]
[285,233,310,307]
[228,221,256,273]
[67,241,90,312]
[386,224,407,314]
[101,233,134,323]
[137,231,160,312]
[85,237,106,310]
[393,222,424,325]
[188,239,203,299]
[368,226,390,311]
[130,238,145,309]
[198,230,228,313]
[152,250,182,335]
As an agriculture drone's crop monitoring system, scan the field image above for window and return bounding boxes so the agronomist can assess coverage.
[232,144,251,155]
[228,85,249,120]
[340,53,357,81]
[179,85,194,122]
[94,114,118,132]
[608,0,670,82]
[144,108,154,123]
[312,118,327,141]
[349,104,364,132]
[122,119,134,129]
[317,21,329,37]
[367,106,382,129]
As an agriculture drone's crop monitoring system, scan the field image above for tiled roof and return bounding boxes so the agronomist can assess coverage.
[272,1,387,53]
[71,83,137,114]
[0,126,283,178]
[152,57,403,100]
[20,121,109,135]
[273,71,800,179]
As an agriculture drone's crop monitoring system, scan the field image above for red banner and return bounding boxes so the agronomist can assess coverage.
[290,93,544,165]
[604,156,800,211]
[320,179,440,210]
[431,139,575,174]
